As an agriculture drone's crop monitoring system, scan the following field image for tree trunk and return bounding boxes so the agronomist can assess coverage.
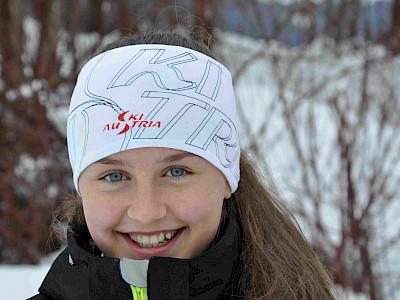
[0,0,24,88]
[392,0,400,53]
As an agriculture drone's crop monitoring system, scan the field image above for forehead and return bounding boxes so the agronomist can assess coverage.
[96,147,200,165]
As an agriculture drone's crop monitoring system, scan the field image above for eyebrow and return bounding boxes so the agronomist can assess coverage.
[97,152,199,167]
[159,152,199,164]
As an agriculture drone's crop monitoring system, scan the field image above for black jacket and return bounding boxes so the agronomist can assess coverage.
[29,200,247,300]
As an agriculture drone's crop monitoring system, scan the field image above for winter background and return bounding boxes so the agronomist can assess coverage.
[1,1,400,299]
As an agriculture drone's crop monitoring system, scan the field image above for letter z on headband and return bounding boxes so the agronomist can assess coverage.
[67,44,240,193]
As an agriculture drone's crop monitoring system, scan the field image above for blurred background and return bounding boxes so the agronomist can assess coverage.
[1,0,400,299]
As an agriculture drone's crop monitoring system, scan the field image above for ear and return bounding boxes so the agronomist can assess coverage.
[224,181,232,200]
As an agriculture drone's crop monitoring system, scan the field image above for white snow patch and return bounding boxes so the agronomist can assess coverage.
[0,264,51,299]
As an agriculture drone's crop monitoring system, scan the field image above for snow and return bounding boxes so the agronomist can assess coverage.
[0,250,61,299]
[0,264,51,299]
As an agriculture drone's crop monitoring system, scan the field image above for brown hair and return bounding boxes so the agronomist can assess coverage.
[55,30,335,299]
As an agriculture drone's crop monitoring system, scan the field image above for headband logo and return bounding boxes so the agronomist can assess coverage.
[103,110,161,135]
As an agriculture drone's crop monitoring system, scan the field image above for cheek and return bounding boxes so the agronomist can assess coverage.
[81,192,121,232]
[175,184,225,225]
[175,186,225,257]
[179,200,213,222]
[82,199,102,234]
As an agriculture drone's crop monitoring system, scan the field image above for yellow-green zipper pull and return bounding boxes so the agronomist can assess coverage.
[130,285,148,300]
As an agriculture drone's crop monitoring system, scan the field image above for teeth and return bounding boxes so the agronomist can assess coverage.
[159,232,165,242]
[150,235,158,245]
[129,230,178,248]
[142,235,149,245]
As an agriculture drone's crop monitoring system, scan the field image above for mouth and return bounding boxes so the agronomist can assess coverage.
[127,229,181,248]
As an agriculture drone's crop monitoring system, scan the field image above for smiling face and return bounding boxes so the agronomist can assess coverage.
[78,147,231,260]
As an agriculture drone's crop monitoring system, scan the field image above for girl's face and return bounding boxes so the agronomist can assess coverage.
[79,147,231,260]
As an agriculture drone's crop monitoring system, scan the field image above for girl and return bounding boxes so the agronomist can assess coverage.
[30,31,335,299]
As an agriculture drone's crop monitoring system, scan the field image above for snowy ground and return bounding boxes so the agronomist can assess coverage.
[0,250,61,299]
[0,263,51,299]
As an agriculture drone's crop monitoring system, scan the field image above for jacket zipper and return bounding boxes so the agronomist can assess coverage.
[130,285,148,300]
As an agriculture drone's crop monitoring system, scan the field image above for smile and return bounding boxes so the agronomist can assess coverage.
[128,229,179,248]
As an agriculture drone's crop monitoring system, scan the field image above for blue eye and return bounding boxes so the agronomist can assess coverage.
[104,172,126,183]
[166,167,187,178]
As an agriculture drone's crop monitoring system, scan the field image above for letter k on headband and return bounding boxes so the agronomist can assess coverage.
[67,44,240,193]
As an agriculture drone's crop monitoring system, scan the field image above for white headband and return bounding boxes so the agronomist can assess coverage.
[67,44,240,193]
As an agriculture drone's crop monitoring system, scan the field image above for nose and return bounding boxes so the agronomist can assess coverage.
[126,181,167,224]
